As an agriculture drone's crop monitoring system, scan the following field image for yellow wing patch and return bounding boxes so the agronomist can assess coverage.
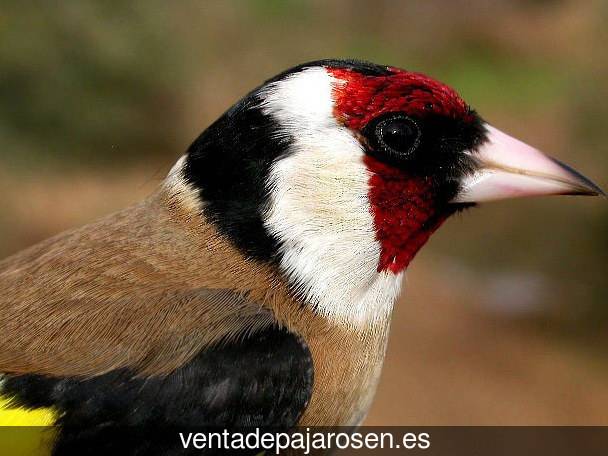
[0,397,57,426]
[0,397,57,456]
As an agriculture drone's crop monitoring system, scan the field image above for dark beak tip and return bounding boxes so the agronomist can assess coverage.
[551,157,606,198]
[593,185,607,198]
[578,183,605,198]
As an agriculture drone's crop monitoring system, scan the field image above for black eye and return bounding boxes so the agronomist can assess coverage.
[374,114,421,159]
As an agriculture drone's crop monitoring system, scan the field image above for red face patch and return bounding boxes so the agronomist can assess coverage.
[364,155,452,273]
[329,67,471,130]
[329,67,467,273]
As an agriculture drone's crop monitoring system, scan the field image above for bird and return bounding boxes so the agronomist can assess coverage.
[0,59,603,454]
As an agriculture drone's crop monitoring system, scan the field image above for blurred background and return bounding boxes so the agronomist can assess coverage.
[1,0,607,424]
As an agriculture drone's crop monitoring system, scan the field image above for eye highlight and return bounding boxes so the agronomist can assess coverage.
[371,114,421,160]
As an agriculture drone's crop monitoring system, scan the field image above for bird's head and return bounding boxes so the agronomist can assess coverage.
[174,59,603,326]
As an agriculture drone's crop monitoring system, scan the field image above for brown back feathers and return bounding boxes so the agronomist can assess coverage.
[0,188,284,377]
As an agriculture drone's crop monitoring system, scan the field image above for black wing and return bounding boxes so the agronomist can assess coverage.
[3,326,313,455]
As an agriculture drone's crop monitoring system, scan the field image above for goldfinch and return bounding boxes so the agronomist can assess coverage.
[0,59,603,455]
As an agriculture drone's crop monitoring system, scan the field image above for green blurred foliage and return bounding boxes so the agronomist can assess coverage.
[1,1,184,166]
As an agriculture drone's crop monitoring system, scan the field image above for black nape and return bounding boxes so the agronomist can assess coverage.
[183,92,290,263]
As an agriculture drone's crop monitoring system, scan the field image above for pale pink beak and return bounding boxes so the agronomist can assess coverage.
[452,124,605,203]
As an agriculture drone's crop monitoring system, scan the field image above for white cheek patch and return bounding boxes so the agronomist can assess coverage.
[261,68,403,328]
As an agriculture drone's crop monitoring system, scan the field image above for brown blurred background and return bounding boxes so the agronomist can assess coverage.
[1,0,607,424]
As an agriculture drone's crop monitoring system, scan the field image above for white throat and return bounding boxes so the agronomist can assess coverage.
[261,67,403,328]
